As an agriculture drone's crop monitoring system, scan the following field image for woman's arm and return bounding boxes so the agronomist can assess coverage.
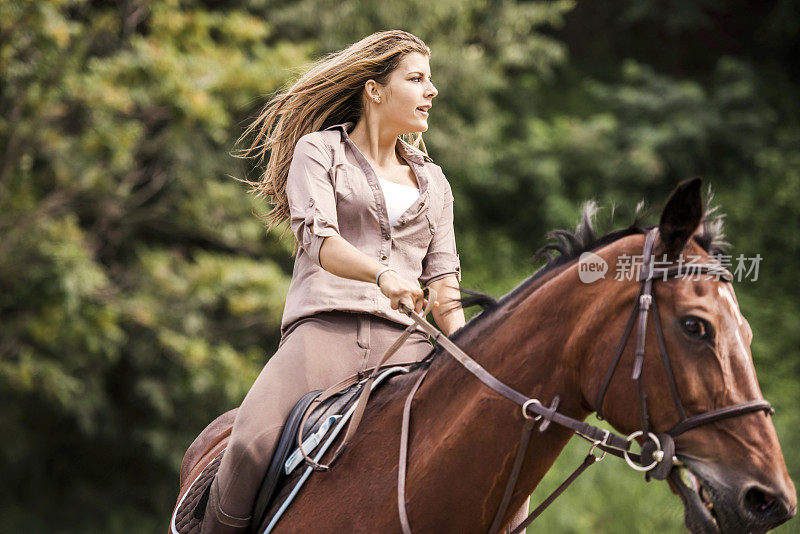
[418,174,463,335]
[286,135,426,314]
[319,235,426,314]
[427,274,466,336]
[318,234,386,284]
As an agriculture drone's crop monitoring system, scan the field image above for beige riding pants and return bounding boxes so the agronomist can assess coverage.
[202,311,530,533]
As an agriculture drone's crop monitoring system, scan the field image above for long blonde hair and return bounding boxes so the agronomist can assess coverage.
[235,30,431,237]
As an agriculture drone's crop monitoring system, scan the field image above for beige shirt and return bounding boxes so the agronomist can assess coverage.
[280,122,461,335]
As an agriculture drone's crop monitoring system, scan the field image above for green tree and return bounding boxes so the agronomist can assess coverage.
[2,0,798,531]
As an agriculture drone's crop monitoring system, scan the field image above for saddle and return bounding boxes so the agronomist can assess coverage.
[169,365,414,534]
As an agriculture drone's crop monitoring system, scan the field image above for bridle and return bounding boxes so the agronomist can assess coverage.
[298,227,774,534]
[591,227,774,480]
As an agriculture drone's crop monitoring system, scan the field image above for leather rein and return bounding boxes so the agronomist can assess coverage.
[298,227,773,534]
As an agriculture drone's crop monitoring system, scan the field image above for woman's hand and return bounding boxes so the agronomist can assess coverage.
[378,270,425,314]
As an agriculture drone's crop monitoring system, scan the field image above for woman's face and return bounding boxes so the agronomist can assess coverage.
[373,52,438,134]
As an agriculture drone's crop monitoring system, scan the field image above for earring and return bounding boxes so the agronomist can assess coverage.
[373,96,381,103]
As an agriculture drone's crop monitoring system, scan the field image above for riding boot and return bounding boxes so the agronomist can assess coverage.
[200,478,251,534]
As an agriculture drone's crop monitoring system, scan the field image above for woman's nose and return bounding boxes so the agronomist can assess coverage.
[426,82,438,98]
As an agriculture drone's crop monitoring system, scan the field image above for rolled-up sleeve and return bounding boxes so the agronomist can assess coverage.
[286,135,340,267]
[419,179,461,286]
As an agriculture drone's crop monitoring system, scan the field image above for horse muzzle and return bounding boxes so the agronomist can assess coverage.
[668,459,796,534]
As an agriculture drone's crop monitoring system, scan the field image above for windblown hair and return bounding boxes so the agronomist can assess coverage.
[234,30,431,236]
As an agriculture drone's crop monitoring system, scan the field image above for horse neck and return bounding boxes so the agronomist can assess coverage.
[406,264,598,529]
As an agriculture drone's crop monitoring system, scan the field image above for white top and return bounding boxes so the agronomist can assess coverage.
[378,176,420,225]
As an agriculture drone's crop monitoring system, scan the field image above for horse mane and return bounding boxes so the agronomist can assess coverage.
[449,184,729,341]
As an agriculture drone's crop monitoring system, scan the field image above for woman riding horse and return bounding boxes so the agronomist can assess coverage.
[200,30,529,533]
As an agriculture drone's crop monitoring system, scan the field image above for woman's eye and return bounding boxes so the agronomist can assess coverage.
[411,77,421,82]
[680,316,712,341]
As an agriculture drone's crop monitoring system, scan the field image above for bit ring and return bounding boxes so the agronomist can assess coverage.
[623,431,661,472]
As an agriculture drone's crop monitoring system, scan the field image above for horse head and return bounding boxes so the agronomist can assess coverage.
[582,178,796,533]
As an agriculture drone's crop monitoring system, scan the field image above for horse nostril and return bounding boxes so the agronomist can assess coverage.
[744,487,777,516]
[741,485,797,529]
[739,484,796,531]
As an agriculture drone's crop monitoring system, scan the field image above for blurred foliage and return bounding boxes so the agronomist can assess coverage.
[1,0,798,532]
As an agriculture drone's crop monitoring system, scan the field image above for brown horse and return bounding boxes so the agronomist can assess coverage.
[173,178,796,533]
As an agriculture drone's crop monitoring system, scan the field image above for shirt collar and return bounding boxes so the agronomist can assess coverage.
[323,122,433,164]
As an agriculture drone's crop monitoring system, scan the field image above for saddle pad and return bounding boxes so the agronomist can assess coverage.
[171,450,224,534]
[252,365,415,533]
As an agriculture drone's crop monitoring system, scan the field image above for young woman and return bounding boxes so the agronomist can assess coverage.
[202,30,525,533]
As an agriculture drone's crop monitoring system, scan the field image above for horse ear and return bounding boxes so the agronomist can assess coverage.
[658,177,704,259]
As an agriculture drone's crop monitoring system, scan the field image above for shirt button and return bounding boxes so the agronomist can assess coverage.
[400,219,406,225]
[420,201,425,207]
[381,254,387,261]
[384,233,390,240]
[308,199,314,207]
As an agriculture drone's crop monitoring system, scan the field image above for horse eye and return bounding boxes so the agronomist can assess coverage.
[681,316,712,341]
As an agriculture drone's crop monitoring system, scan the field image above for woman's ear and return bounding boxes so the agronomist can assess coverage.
[364,79,381,103]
